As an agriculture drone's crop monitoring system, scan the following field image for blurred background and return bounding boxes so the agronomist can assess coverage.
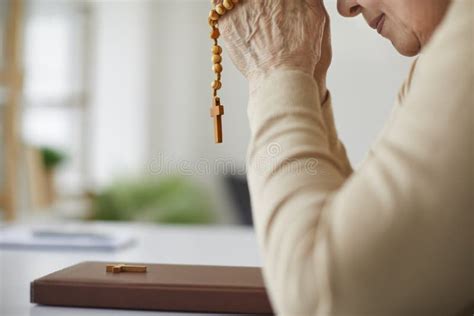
[0,0,413,226]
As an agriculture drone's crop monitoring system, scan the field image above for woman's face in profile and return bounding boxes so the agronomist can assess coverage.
[336,0,451,56]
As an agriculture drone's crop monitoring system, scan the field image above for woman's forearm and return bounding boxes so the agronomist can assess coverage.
[247,68,349,314]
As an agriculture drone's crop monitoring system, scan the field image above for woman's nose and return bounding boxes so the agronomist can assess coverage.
[337,0,362,18]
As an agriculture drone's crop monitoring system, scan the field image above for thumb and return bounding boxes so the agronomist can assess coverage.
[314,6,332,76]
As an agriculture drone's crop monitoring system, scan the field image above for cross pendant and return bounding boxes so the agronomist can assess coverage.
[106,264,147,274]
[210,97,224,143]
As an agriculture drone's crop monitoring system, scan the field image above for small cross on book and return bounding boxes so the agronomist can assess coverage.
[106,264,147,274]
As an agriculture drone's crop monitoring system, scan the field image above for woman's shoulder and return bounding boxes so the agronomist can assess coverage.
[419,0,472,70]
[396,0,472,107]
[406,0,472,109]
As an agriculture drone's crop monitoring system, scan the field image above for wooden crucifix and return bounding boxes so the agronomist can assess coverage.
[210,96,224,143]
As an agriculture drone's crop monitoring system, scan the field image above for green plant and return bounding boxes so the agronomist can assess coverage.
[40,147,66,170]
[91,176,216,224]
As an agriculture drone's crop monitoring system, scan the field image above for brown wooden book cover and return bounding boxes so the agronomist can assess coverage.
[30,261,273,314]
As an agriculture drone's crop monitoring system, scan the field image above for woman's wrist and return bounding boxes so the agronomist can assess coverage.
[317,78,329,104]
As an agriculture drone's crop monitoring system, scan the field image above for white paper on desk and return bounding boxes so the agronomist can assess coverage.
[0,226,135,251]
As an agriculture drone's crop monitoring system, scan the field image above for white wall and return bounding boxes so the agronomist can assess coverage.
[149,0,250,165]
[89,0,152,188]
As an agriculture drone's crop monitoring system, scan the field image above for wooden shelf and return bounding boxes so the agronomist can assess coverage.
[0,0,24,221]
[0,70,7,85]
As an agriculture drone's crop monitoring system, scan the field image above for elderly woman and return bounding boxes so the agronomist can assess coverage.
[219,0,472,315]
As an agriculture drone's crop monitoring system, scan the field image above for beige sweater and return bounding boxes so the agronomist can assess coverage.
[246,0,473,315]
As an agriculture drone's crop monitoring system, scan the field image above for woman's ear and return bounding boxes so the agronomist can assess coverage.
[337,0,362,18]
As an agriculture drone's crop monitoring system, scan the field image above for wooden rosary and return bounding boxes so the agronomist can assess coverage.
[208,0,240,143]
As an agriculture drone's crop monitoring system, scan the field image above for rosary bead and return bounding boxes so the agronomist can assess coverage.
[212,54,222,64]
[208,17,217,27]
[212,45,222,55]
[223,0,234,10]
[209,10,219,21]
[213,63,223,73]
[210,28,220,39]
[215,4,226,15]
[211,80,222,90]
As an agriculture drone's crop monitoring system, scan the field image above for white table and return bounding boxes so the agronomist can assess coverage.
[0,222,262,316]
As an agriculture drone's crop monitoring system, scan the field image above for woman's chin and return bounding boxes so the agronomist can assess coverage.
[390,38,422,57]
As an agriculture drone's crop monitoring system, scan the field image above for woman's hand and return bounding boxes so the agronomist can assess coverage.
[217,0,329,97]
[313,5,332,103]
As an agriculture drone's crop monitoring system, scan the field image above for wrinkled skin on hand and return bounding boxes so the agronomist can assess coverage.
[216,0,331,99]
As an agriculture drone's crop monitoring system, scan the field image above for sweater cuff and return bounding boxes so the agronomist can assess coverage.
[247,68,322,133]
